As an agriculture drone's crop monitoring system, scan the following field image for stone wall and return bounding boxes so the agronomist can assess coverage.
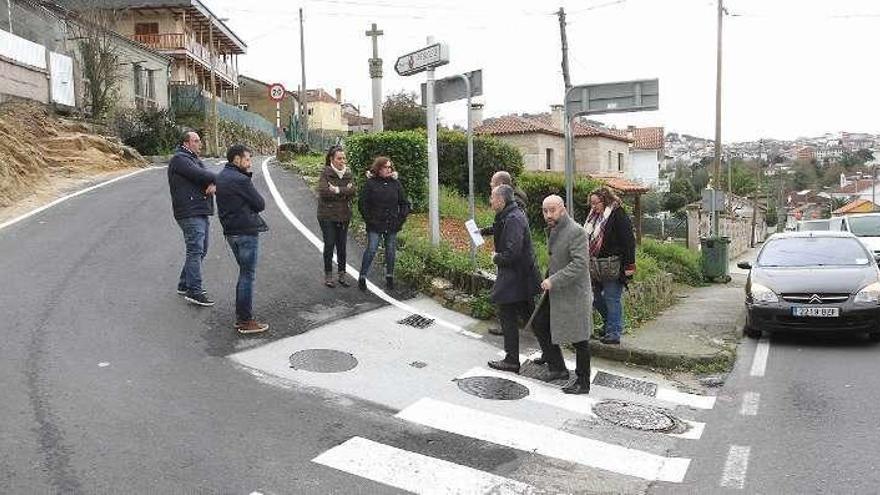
[687,193,768,258]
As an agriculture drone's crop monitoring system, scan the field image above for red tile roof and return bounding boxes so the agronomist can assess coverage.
[305,89,338,103]
[832,179,875,195]
[631,127,664,150]
[475,114,632,143]
[591,174,651,194]
[833,199,878,215]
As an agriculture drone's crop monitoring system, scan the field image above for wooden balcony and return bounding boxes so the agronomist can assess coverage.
[131,33,238,86]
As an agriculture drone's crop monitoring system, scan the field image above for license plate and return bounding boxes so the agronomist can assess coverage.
[792,307,840,318]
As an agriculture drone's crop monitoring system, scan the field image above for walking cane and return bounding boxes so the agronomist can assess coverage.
[522,290,547,333]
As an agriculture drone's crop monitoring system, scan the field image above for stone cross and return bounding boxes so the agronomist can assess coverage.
[366,22,384,132]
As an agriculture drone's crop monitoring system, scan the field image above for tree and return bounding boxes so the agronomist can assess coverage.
[382,91,426,131]
[642,191,663,216]
[65,4,123,120]
[662,192,689,213]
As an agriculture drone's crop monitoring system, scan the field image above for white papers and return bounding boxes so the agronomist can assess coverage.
[465,219,485,247]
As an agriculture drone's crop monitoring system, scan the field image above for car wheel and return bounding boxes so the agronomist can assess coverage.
[868,332,880,343]
[744,325,762,339]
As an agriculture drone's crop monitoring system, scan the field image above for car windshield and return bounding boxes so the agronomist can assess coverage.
[847,216,880,237]
[799,221,829,231]
[758,237,871,267]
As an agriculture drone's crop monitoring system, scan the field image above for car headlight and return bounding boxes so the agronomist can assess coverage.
[854,282,880,304]
[751,283,779,304]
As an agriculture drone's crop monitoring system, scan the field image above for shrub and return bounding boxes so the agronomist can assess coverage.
[111,108,179,156]
[517,171,604,227]
[438,129,524,198]
[345,131,429,212]
[639,238,704,286]
[277,141,310,161]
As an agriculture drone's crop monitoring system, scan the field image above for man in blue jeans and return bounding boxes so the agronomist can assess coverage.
[168,131,216,307]
[216,145,269,334]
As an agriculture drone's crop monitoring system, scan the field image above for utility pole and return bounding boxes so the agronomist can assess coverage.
[7,0,12,34]
[209,21,219,157]
[750,139,762,247]
[299,8,309,146]
[557,7,575,211]
[366,23,384,132]
[712,0,724,236]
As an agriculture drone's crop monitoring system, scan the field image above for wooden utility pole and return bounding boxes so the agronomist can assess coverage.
[712,0,724,235]
[557,7,571,92]
[299,8,309,146]
[557,7,575,211]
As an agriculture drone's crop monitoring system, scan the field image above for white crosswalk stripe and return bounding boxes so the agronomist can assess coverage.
[396,398,692,483]
[313,437,537,494]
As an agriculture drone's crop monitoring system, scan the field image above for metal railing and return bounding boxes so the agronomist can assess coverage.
[131,33,237,83]
[170,85,275,137]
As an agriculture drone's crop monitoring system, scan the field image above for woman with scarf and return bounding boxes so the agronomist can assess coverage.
[358,156,410,291]
[584,187,636,345]
[317,145,356,288]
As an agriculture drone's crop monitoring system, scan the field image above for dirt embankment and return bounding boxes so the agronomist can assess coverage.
[0,102,147,208]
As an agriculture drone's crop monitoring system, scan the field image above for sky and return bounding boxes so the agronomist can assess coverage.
[207,0,880,143]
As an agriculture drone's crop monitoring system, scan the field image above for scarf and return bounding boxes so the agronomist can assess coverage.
[585,203,617,256]
[332,165,347,179]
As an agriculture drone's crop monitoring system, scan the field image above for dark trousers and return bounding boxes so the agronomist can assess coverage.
[498,300,535,364]
[319,220,349,274]
[531,297,592,381]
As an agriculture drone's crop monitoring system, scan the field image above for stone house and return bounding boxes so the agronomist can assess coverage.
[305,88,346,132]
[237,75,299,134]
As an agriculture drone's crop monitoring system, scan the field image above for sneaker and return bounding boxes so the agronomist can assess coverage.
[237,320,269,334]
[184,292,215,307]
[358,278,367,291]
[600,336,621,345]
[561,378,590,395]
[337,273,351,288]
[176,284,188,295]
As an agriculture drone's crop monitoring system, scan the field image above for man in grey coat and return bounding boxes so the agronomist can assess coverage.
[532,194,593,394]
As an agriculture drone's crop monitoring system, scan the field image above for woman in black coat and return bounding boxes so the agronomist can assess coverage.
[584,187,636,345]
[357,156,410,291]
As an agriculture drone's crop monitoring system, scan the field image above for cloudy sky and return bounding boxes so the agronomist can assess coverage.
[208,0,880,142]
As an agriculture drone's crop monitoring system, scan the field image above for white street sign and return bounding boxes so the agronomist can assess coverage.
[395,43,449,76]
[268,83,286,102]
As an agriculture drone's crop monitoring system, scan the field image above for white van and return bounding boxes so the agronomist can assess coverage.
[831,213,880,260]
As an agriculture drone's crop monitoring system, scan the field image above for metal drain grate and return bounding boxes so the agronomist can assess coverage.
[593,400,680,433]
[289,349,358,373]
[592,371,658,397]
[455,376,530,400]
[397,314,435,329]
[409,361,428,369]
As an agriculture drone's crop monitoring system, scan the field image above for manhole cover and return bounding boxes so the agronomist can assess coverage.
[455,376,530,400]
[397,314,435,329]
[289,349,358,373]
[592,371,658,397]
[593,400,679,432]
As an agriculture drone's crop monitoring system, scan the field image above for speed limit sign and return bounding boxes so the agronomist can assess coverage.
[268,83,286,101]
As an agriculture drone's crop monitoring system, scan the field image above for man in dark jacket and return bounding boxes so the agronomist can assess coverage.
[487,185,541,374]
[479,171,528,237]
[216,145,269,335]
[168,131,216,307]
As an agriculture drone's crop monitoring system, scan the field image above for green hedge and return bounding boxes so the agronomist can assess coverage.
[517,171,604,227]
[345,131,429,212]
[438,129,524,198]
[639,238,704,286]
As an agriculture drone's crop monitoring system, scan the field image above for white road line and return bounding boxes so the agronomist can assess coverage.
[458,367,705,439]
[260,157,481,340]
[513,351,716,410]
[740,392,760,416]
[719,445,751,489]
[313,437,536,494]
[0,167,160,231]
[396,398,691,482]
[749,338,770,377]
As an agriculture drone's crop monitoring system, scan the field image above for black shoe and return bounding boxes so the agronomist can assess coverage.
[488,327,503,336]
[487,359,520,373]
[562,378,590,395]
[532,356,547,365]
[600,336,621,345]
[385,276,395,290]
[185,292,215,307]
[358,278,367,291]
[544,369,570,381]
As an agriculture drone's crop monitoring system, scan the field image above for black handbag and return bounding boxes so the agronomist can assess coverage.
[590,255,622,282]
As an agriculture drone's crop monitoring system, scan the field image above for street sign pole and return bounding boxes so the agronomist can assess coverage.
[275,101,281,146]
[425,37,440,246]
[455,73,475,266]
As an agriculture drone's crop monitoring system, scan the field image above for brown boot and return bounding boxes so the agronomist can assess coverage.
[324,272,335,288]
[237,320,269,335]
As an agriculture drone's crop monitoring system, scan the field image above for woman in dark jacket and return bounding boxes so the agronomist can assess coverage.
[584,187,636,345]
[317,145,356,288]
[357,156,410,291]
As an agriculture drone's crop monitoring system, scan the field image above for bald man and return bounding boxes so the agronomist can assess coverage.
[531,195,593,394]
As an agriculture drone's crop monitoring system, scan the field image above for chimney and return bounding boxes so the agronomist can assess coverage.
[335,88,342,103]
[469,103,484,127]
[840,173,847,189]
[550,104,564,130]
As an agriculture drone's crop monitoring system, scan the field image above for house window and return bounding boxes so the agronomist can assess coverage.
[308,108,314,116]
[133,64,143,97]
[146,69,156,101]
[135,23,159,35]
[618,152,624,172]
[545,148,553,170]
[608,150,613,170]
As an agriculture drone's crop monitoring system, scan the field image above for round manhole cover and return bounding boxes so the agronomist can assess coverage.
[456,376,530,400]
[289,349,358,373]
[593,400,679,432]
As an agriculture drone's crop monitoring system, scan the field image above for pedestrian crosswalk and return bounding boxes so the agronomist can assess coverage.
[231,302,717,494]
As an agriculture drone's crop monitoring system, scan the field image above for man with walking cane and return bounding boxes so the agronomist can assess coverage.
[527,195,592,394]
[486,185,541,373]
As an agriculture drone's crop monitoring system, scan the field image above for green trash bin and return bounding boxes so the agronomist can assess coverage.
[701,236,731,282]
